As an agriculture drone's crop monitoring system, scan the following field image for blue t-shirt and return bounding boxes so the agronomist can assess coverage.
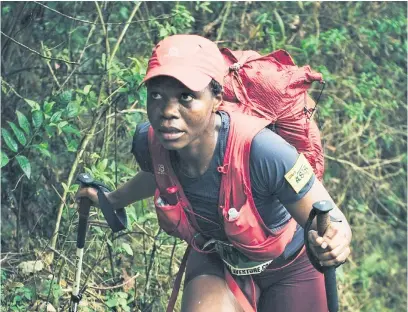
[131,111,315,258]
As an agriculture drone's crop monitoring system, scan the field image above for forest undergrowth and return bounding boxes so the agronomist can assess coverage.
[1,2,406,311]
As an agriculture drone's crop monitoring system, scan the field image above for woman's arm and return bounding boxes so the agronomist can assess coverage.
[285,178,352,266]
[76,170,156,210]
[108,170,156,210]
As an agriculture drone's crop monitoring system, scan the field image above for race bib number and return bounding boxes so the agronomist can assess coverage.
[284,153,313,193]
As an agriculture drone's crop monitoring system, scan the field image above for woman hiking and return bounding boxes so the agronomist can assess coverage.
[77,34,352,312]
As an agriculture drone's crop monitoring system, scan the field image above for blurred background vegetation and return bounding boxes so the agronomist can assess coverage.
[1,2,406,311]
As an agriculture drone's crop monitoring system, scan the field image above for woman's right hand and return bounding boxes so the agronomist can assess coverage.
[76,187,100,207]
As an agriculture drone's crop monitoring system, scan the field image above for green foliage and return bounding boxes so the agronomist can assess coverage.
[2,128,18,152]
[16,110,30,135]
[1,150,9,168]
[106,291,131,311]
[15,155,31,179]
[0,2,406,311]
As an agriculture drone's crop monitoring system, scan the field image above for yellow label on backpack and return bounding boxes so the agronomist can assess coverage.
[285,154,313,193]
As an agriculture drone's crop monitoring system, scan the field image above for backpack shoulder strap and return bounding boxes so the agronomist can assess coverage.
[218,111,270,210]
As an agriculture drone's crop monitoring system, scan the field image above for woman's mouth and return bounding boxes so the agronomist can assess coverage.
[158,128,185,140]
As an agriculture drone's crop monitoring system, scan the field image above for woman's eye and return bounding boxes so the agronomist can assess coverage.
[180,93,194,102]
[151,92,162,100]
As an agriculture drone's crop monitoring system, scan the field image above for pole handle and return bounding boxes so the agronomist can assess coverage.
[77,198,92,249]
[313,200,339,312]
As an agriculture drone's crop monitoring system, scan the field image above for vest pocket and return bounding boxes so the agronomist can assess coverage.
[154,189,195,243]
[228,217,298,262]
[222,201,298,261]
[222,201,268,247]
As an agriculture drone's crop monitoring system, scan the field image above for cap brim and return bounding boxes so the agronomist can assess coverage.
[140,64,212,92]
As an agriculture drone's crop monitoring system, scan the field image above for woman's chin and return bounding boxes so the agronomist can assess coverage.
[159,139,185,150]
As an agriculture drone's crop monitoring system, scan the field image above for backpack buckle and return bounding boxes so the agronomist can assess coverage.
[217,164,229,174]
[229,63,242,72]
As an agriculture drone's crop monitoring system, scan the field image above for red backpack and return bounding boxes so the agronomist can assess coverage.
[219,48,325,180]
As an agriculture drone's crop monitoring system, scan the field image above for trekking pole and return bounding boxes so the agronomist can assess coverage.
[69,173,128,311]
[313,200,339,312]
[69,195,92,312]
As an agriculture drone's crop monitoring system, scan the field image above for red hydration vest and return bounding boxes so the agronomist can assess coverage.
[148,110,298,262]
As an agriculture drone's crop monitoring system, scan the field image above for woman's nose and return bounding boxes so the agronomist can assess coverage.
[160,99,180,119]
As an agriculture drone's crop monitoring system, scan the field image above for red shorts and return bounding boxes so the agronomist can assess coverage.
[185,247,328,312]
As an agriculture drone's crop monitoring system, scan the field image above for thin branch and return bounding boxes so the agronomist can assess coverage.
[216,2,232,42]
[1,31,79,65]
[11,174,25,192]
[106,108,147,119]
[41,41,61,88]
[2,79,25,100]
[46,246,76,267]
[325,155,380,181]
[34,1,176,25]
[58,17,98,91]
[109,2,141,63]
[203,4,227,36]
[374,196,405,227]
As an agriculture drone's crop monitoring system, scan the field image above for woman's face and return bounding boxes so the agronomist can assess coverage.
[146,76,221,150]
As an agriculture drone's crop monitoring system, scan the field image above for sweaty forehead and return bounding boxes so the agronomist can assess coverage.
[146,76,188,89]
[146,76,208,94]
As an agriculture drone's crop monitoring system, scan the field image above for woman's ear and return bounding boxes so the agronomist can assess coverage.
[212,93,222,112]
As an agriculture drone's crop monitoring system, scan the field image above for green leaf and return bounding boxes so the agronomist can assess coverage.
[159,27,168,38]
[59,90,72,105]
[32,110,44,129]
[16,155,31,179]
[116,292,128,299]
[97,159,108,171]
[44,125,54,138]
[69,184,79,193]
[58,121,68,129]
[106,298,118,307]
[273,9,285,39]
[121,243,133,256]
[66,139,78,152]
[7,122,26,146]
[83,85,92,95]
[50,111,62,123]
[120,6,129,19]
[1,150,9,168]
[16,110,30,135]
[62,124,81,137]
[43,101,55,114]
[1,128,18,152]
[66,102,80,118]
[24,98,40,110]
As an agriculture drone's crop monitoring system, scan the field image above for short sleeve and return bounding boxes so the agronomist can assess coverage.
[249,128,315,205]
[131,122,153,173]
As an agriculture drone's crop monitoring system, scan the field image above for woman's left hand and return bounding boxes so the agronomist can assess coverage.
[307,222,351,267]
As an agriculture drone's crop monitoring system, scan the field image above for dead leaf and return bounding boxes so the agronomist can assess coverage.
[30,301,56,312]
[326,145,337,152]
[17,260,44,275]
[122,268,135,293]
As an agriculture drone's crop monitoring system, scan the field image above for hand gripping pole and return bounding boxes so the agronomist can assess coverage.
[304,200,339,312]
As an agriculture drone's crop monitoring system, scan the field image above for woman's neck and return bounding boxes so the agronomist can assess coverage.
[176,113,221,177]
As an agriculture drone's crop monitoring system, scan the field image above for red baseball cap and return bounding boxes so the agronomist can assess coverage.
[142,34,226,91]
